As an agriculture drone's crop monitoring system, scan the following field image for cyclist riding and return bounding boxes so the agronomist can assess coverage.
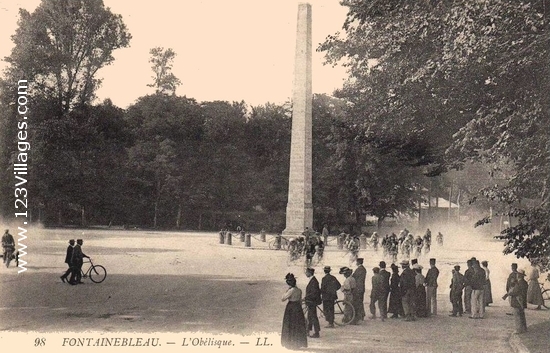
[347,235,360,264]
[304,238,317,267]
[436,232,444,246]
[370,232,380,252]
[2,229,15,267]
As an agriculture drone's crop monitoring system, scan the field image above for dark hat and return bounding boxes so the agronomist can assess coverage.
[306,268,315,274]
[69,239,75,244]
[285,273,296,280]
[411,258,418,265]
[517,269,526,276]
[454,265,461,270]
[481,260,488,266]
[379,261,387,268]
[511,263,518,268]
[324,266,331,272]
[339,266,351,274]
[391,263,399,271]
[470,257,477,261]
[429,258,436,263]
[357,258,364,264]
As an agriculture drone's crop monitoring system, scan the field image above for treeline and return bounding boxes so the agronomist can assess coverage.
[0,91,361,231]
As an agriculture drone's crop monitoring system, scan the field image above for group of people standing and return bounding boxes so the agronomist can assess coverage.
[59,238,89,285]
[280,257,441,349]
[447,257,494,319]
[385,257,441,321]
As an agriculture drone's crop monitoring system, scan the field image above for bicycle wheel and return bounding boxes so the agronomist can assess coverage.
[301,300,309,324]
[5,249,13,268]
[281,239,288,251]
[542,289,550,309]
[89,265,107,283]
[333,299,355,326]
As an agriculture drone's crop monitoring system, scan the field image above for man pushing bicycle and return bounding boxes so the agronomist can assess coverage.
[2,229,15,267]
[69,239,90,285]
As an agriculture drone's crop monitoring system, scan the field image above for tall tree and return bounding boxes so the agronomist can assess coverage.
[4,0,131,114]
[1,0,131,224]
[125,94,203,228]
[147,47,182,95]
[321,0,550,267]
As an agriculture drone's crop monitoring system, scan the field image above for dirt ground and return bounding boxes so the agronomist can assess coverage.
[0,226,548,353]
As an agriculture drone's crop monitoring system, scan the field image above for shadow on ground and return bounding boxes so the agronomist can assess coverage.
[520,319,550,353]
[0,272,281,334]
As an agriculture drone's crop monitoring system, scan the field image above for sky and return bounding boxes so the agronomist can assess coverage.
[0,0,349,108]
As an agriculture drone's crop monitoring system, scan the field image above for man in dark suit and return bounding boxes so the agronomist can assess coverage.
[504,269,528,333]
[69,239,89,285]
[506,263,519,293]
[352,258,367,322]
[450,265,465,317]
[60,239,75,283]
[304,267,322,338]
[463,259,474,314]
[400,260,417,321]
[320,266,341,328]
[379,261,391,319]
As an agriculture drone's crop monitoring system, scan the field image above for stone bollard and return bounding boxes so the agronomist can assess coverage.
[245,233,251,247]
[260,231,266,242]
[226,232,232,245]
[275,235,282,250]
[360,234,367,249]
[219,231,225,244]
[240,230,245,242]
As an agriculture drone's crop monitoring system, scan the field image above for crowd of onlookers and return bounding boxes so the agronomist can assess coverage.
[279,228,547,350]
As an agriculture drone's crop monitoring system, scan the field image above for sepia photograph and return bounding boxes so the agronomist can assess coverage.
[0,1,548,352]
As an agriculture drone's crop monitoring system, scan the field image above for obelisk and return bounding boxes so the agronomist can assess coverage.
[283,3,313,237]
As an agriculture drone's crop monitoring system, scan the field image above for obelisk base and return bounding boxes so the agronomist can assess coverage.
[283,203,313,237]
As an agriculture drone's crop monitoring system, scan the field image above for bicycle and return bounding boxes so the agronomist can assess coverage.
[287,248,304,266]
[301,298,355,326]
[344,249,359,266]
[80,258,107,283]
[268,236,289,250]
[540,282,550,309]
[2,246,16,268]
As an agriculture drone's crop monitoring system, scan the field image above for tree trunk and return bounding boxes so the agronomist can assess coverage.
[81,206,86,227]
[377,216,384,230]
[448,184,452,223]
[176,203,182,229]
[457,189,461,222]
[153,201,158,229]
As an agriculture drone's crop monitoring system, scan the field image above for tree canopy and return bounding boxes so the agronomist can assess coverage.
[320,0,550,267]
[4,0,131,114]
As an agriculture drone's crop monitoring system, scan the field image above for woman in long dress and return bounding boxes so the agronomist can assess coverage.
[414,264,428,317]
[526,262,544,309]
[481,261,493,306]
[281,273,308,350]
[388,264,403,318]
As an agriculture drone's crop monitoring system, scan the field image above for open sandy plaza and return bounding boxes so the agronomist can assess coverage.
[0,226,548,353]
